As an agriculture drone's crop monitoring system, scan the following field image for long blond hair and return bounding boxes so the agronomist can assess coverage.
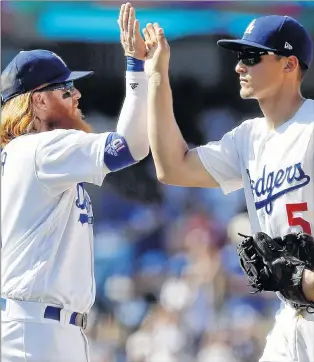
[1,92,36,148]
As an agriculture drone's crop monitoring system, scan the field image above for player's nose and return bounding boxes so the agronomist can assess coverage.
[235,60,247,74]
[72,87,81,100]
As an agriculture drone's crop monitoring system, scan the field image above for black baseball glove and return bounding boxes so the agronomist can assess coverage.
[237,232,314,310]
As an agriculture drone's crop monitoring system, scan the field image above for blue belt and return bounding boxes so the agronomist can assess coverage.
[1,298,87,329]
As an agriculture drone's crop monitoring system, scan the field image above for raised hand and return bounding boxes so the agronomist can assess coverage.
[142,23,170,75]
[118,2,146,60]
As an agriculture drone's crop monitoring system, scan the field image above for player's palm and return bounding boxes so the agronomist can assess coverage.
[118,3,147,60]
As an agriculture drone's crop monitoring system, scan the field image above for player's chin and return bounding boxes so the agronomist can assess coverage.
[240,88,255,99]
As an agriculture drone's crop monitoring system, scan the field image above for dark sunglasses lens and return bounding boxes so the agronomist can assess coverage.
[61,82,75,99]
[238,53,261,66]
[244,57,260,66]
[64,81,75,92]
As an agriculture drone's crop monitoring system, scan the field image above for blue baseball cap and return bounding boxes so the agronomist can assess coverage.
[1,49,94,104]
[217,15,313,69]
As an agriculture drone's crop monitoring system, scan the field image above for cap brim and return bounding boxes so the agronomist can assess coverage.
[217,39,277,52]
[49,70,94,84]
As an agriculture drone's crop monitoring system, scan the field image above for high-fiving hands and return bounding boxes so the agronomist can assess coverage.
[118,3,170,75]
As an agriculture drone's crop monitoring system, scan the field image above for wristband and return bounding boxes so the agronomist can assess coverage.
[126,56,144,72]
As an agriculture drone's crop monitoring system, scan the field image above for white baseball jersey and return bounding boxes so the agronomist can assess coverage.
[197,99,314,238]
[1,130,110,313]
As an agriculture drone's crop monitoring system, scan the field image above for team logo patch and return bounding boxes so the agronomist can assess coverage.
[103,132,136,172]
[104,137,125,156]
[247,163,310,214]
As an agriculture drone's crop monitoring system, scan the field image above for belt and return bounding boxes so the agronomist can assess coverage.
[1,298,88,330]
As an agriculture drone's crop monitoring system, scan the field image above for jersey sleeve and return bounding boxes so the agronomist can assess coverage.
[35,129,110,194]
[196,127,243,194]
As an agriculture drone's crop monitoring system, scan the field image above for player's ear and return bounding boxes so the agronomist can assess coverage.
[283,56,298,73]
[32,92,48,110]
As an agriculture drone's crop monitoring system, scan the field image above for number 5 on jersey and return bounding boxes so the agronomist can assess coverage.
[286,202,312,234]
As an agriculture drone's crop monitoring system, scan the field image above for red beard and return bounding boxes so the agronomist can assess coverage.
[73,109,93,133]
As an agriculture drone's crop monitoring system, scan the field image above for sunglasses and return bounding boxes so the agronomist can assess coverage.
[237,51,277,66]
[34,81,75,96]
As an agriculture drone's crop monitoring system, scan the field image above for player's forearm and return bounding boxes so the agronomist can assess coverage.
[147,72,189,183]
[302,269,314,302]
[116,60,149,161]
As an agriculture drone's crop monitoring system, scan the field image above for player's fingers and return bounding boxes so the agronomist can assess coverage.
[134,19,141,40]
[123,3,131,36]
[118,3,125,31]
[146,23,157,43]
[142,27,151,43]
[154,23,165,41]
[128,7,135,44]
[118,4,126,44]
[155,25,168,48]
[143,28,154,50]
[153,22,162,38]
[132,5,136,21]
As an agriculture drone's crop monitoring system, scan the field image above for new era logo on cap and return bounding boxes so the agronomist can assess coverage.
[284,42,293,50]
[129,82,138,90]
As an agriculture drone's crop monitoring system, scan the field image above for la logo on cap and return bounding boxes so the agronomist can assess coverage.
[244,19,256,35]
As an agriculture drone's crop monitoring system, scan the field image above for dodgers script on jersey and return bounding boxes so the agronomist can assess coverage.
[1,130,111,313]
[197,99,314,238]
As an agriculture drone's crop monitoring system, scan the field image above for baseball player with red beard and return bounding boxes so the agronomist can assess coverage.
[1,3,155,362]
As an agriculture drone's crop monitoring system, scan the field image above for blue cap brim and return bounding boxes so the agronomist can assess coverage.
[48,70,94,85]
[217,39,277,52]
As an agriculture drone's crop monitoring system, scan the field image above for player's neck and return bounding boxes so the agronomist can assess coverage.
[258,90,306,130]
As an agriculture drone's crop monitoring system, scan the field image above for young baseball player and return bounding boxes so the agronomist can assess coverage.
[1,3,154,362]
[145,15,314,362]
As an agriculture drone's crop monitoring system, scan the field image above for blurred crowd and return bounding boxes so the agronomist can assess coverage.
[83,104,281,362]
